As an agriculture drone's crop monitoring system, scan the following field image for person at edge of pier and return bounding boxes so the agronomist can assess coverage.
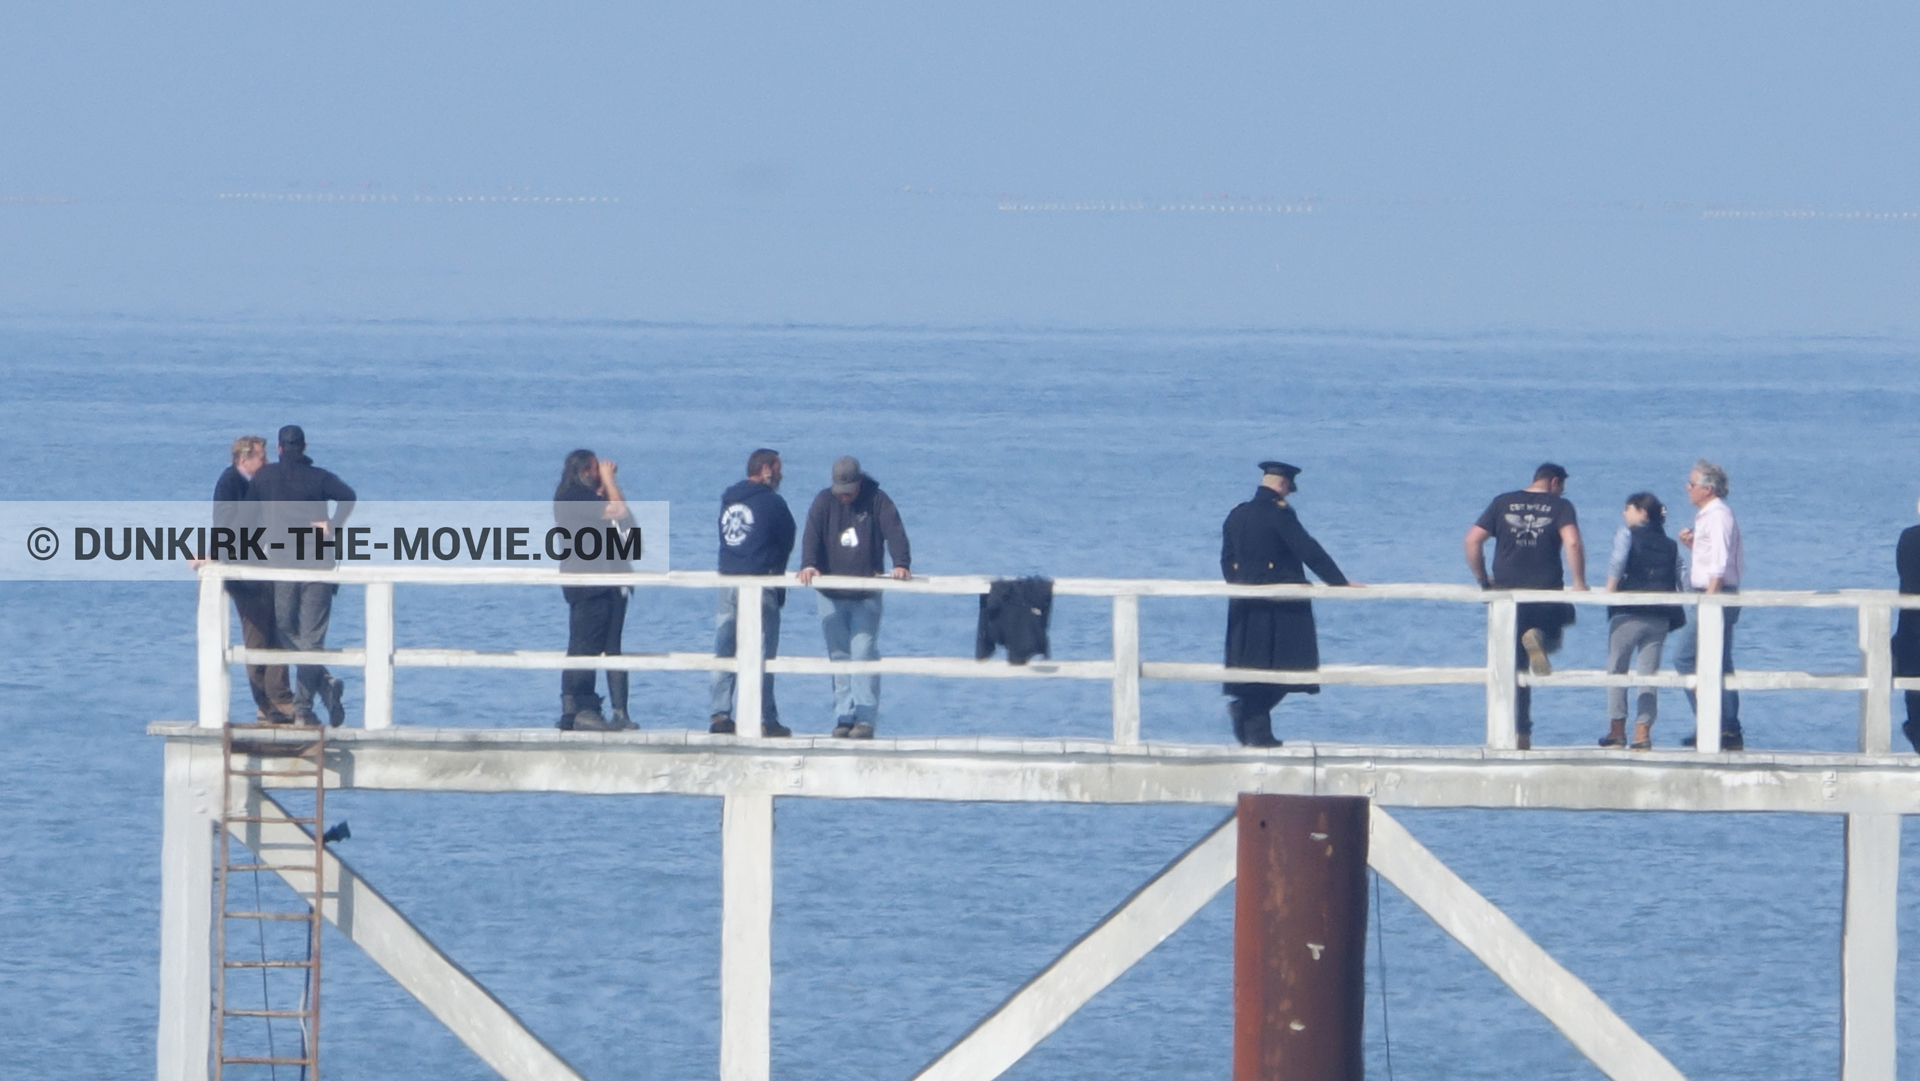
[1672,459,1745,750]
[1599,492,1686,751]
[1893,503,1920,753]
[205,434,294,723]
[553,449,638,731]
[246,425,356,727]
[795,456,911,739]
[710,448,796,737]
[1464,462,1588,751]
[1220,460,1357,748]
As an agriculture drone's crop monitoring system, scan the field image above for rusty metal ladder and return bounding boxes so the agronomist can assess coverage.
[214,722,328,1080]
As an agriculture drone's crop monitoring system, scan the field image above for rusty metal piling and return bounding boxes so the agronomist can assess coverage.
[1233,793,1369,1081]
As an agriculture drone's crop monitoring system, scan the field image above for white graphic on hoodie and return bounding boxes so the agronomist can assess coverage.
[721,504,754,546]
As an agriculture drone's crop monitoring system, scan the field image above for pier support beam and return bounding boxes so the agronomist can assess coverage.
[1233,794,1369,1081]
[243,793,585,1081]
[721,792,774,1081]
[914,815,1237,1081]
[1842,812,1900,1081]
[157,739,219,1081]
[1368,807,1684,1081]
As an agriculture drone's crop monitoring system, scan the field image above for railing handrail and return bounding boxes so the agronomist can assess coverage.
[191,564,1912,756]
[193,563,1920,608]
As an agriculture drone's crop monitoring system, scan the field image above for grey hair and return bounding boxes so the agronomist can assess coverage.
[1691,459,1729,499]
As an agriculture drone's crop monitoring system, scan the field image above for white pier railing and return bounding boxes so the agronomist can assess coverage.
[195,564,1920,754]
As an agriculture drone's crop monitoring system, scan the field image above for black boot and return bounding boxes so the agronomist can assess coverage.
[558,694,579,730]
[1241,709,1282,748]
[607,672,633,729]
[1903,717,1919,754]
[1226,699,1248,745]
[571,692,612,731]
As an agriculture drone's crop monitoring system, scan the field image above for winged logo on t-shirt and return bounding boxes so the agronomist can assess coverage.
[1504,512,1551,545]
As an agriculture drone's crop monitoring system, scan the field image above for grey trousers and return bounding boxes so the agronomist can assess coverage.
[272,581,335,711]
[1606,613,1669,723]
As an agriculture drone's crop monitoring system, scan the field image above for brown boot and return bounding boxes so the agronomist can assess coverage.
[1631,721,1653,750]
[1599,718,1627,748]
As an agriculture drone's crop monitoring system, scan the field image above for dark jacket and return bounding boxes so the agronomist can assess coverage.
[1222,487,1346,587]
[1895,525,1920,677]
[554,478,637,576]
[245,454,356,569]
[211,465,262,591]
[800,477,910,599]
[212,466,250,530]
[1608,524,1686,629]
[716,479,797,577]
[1221,487,1346,692]
[976,578,1053,665]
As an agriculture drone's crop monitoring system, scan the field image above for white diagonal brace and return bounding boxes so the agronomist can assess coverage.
[243,792,585,1081]
[912,814,1237,1081]
[1368,807,1685,1081]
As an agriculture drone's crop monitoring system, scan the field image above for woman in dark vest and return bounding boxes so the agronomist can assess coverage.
[1600,492,1686,749]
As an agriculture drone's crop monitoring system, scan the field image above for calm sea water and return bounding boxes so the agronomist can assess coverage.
[3,319,1919,1080]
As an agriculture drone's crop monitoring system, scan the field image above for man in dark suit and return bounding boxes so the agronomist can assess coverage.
[1221,460,1355,747]
[207,434,293,721]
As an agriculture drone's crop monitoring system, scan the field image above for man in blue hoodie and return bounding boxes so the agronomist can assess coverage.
[711,448,797,736]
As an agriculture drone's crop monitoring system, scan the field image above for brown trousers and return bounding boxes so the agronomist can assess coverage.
[230,582,293,717]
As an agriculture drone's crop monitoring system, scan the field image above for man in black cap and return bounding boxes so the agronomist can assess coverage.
[796,455,911,738]
[1220,460,1355,747]
[246,425,357,726]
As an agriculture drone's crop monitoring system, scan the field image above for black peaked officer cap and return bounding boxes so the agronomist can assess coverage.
[1259,460,1302,481]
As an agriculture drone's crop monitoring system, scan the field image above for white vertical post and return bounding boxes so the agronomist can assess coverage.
[1842,813,1900,1081]
[363,582,395,730]
[1694,601,1724,753]
[720,792,774,1081]
[735,584,765,734]
[1485,596,1518,749]
[1111,593,1141,744]
[1859,604,1894,755]
[196,572,229,729]
[157,739,218,1081]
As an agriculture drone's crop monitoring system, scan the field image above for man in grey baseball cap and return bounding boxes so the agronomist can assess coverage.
[795,456,912,737]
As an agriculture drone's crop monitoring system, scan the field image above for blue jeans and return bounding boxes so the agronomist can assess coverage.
[710,586,782,723]
[1672,602,1741,731]
[818,593,883,726]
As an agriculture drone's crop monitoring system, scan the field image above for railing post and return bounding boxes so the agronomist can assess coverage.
[1858,603,1893,756]
[1842,813,1901,1081]
[1694,601,1725,753]
[735,583,765,734]
[1484,596,1517,749]
[720,792,774,1081]
[196,572,229,729]
[1111,593,1141,744]
[363,582,395,730]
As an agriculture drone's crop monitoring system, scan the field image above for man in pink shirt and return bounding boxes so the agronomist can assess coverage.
[1673,459,1744,749]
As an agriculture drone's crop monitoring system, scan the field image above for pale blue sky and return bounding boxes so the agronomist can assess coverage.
[2,1,1914,332]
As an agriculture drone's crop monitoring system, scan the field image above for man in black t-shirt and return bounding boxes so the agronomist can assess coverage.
[1464,462,1588,748]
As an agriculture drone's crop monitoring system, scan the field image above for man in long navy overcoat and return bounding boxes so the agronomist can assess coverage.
[1222,460,1353,746]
